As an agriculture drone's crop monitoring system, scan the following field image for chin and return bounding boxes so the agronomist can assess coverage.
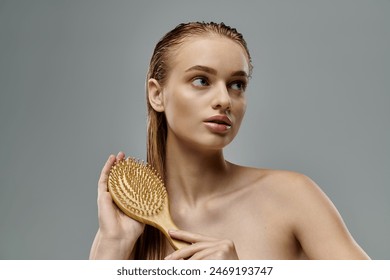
[168,128,238,152]
[193,136,235,151]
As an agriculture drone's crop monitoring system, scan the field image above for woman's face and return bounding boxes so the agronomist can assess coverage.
[160,36,250,151]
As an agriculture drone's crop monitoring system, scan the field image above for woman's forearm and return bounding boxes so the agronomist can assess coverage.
[89,229,136,260]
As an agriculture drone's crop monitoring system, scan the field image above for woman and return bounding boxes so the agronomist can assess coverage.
[89,22,369,260]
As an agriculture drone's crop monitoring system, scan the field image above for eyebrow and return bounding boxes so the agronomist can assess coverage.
[185,65,217,75]
[231,70,249,79]
[185,65,249,79]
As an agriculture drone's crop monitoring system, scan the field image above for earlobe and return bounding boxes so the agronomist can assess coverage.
[147,78,164,112]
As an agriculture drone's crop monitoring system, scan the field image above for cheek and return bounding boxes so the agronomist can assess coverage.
[234,98,247,122]
[163,89,196,128]
[229,99,246,137]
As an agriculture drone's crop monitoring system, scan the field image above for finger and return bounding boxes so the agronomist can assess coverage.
[168,229,216,243]
[116,151,125,162]
[188,247,216,260]
[165,242,212,260]
[98,154,116,194]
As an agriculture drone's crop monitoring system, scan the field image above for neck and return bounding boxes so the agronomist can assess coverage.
[164,138,231,207]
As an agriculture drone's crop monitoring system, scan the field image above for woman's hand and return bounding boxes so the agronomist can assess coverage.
[90,152,145,259]
[97,152,145,239]
[164,230,239,260]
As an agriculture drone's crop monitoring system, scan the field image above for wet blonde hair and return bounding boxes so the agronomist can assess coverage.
[133,21,252,259]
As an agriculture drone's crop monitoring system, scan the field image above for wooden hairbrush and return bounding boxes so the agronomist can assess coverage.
[108,157,188,250]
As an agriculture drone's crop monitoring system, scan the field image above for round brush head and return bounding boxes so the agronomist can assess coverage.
[108,157,167,218]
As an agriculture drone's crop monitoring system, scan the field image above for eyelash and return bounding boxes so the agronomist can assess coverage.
[192,77,209,87]
[230,80,247,91]
[191,77,247,92]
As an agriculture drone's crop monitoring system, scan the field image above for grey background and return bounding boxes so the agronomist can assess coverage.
[0,0,389,259]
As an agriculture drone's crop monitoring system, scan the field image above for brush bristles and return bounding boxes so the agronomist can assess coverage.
[108,158,167,216]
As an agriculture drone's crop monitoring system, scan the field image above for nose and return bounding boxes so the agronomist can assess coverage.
[211,83,231,111]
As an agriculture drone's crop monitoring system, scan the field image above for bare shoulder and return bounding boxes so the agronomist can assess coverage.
[228,163,328,219]
[233,165,369,259]
[232,164,322,202]
[255,169,334,216]
[237,166,339,222]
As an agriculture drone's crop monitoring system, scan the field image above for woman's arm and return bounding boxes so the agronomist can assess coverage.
[89,229,138,259]
[288,173,370,259]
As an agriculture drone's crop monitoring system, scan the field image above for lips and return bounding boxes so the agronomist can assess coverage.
[204,115,232,126]
[203,115,232,132]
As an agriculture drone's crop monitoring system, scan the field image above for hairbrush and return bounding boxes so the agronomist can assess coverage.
[107,157,188,250]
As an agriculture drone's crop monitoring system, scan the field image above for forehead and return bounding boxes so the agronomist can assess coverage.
[169,36,250,75]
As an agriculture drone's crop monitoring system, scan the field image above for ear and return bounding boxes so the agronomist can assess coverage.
[147,78,165,112]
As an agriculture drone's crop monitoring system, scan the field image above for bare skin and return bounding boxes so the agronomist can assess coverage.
[90,152,369,260]
[90,36,370,260]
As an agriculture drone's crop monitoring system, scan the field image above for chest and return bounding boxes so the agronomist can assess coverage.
[169,193,301,259]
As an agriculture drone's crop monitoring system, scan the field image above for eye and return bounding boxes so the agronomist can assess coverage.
[191,77,209,87]
[230,81,247,91]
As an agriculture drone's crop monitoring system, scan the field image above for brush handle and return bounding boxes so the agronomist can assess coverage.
[170,237,190,251]
[154,213,190,250]
[163,230,190,251]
